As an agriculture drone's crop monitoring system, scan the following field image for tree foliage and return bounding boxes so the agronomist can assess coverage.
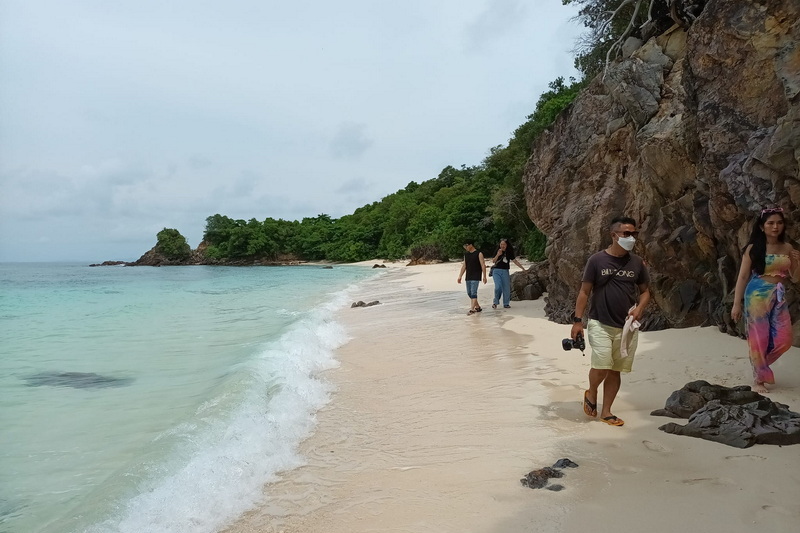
[155,228,191,260]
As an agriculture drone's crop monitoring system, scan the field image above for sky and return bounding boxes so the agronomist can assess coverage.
[0,0,582,262]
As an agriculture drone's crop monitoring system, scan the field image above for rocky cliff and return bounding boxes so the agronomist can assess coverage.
[520,0,800,338]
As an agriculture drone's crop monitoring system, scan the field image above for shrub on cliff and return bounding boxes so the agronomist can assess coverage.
[155,228,191,260]
[564,0,705,78]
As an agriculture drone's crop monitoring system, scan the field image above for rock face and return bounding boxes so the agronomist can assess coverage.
[521,0,800,337]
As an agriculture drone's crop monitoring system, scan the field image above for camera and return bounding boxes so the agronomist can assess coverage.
[562,332,586,353]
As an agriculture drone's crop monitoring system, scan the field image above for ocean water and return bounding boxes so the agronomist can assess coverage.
[0,263,381,533]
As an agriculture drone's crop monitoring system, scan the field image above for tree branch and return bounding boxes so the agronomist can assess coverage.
[602,0,644,80]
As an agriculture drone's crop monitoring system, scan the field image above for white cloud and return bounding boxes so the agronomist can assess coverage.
[330,122,373,159]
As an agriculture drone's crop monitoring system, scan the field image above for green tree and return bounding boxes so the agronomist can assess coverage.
[155,228,191,260]
[203,214,240,246]
[296,214,334,260]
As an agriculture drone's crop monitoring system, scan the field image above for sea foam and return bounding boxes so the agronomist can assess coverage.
[80,286,356,533]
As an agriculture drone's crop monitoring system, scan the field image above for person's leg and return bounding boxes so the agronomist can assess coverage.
[745,279,776,391]
[587,367,608,409]
[493,274,501,307]
[466,282,474,312]
[466,281,480,313]
[586,319,615,415]
[588,319,625,425]
[500,269,511,307]
[599,371,621,419]
[765,289,792,368]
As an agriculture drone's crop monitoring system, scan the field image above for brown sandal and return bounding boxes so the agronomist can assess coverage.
[583,391,597,418]
[601,415,624,426]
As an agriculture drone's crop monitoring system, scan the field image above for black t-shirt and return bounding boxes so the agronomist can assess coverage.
[493,248,516,270]
[464,250,483,281]
[582,250,650,328]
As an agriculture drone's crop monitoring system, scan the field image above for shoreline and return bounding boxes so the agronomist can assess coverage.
[225,262,800,533]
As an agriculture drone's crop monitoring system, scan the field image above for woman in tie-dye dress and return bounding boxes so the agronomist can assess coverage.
[732,207,800,393]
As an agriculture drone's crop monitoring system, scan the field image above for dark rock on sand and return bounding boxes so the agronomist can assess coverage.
[372,264,386,268]
[552,458,579,469]
[520,467,563,489]
[351,300,380,308]
[651,380,762,418]
[24,372,134,389]
[653,381,800,448]
[521,458,579,490]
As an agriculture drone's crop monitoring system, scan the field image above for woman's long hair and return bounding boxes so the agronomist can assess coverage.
[746,210,786,275]
[498,239,515,258]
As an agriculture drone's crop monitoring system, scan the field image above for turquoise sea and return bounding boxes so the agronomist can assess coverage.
[0,263,381,533]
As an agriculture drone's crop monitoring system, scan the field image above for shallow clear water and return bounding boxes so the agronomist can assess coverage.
[0,263,379,533]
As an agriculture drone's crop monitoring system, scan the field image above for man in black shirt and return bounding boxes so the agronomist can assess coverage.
[570,216,651,426]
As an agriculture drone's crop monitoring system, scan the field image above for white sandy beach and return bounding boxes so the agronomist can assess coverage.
[225,261,800,533]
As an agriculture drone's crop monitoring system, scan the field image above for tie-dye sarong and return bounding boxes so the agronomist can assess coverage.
[744,275,792,384]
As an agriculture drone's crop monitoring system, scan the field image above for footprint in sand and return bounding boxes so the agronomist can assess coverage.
[681,477,733,486]
[724,455,767,461]
[628,376,657,384]
[609,464,641,474]
[759,505,794,517]
[584,439,622,449]
[642,440,671,453]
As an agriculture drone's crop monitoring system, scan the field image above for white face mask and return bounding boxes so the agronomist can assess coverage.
[617,235,636,251]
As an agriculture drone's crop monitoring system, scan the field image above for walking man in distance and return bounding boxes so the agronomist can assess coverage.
[457,239,487,316]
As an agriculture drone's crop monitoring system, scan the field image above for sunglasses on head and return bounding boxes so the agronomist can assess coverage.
[761,207,784,216]
[616,231,639,238]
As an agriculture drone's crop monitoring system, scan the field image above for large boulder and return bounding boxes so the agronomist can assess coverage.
[522,0,800,336]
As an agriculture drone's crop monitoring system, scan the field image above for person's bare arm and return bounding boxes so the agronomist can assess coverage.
[631,283,650,321]
[571,281,593,340]
[731,246,753,322]
[788,245,800,282]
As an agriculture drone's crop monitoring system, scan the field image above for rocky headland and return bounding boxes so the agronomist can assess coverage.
[91,241,309,267]
[516,0,800,340]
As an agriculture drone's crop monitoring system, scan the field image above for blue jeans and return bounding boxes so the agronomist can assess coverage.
[492,268,511,306]
[465,280,479,299]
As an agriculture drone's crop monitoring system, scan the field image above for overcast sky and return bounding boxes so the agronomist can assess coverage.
[0,0,582,262]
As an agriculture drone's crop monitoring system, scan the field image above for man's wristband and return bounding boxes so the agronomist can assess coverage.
[572,316,583,323]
